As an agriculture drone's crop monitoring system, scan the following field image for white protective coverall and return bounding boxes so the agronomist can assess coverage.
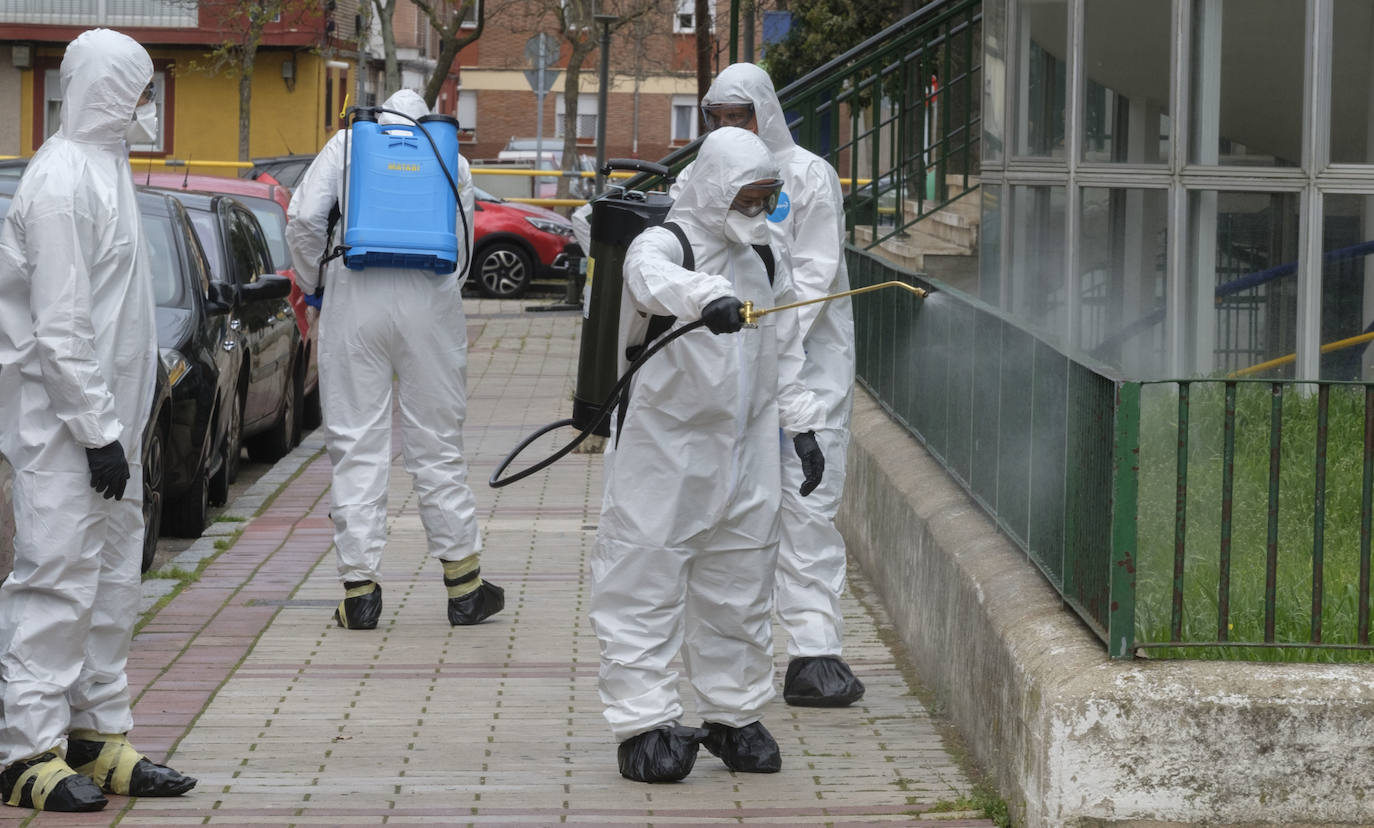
[589,127,823,742]
[285,89,481,585]
[675,63,857,658]
[0,29,157,764]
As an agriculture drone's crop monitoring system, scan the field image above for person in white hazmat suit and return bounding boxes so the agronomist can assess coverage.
[0,28,197,812]
[589,126,826,783]
[285,89,503,630]
[673,63,864,707]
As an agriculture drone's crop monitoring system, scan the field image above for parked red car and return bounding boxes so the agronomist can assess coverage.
[468,186,580,299]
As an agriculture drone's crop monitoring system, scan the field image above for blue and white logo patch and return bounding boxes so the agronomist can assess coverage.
[767,191,791,223]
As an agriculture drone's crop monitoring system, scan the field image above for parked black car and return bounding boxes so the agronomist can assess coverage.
[139,188,257,539]
[165,191,304,462]
[0,179,176,573]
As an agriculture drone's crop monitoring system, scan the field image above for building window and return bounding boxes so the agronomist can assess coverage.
[1081,0,1171,164]
[555,94,598,140]
[458,90,477,138]
[671,95,698,142]
[38,62,172,154]
[674,0,715,34]
[461,0,480,27]
[1188,0,1303,167]
[1014,0,1067,158]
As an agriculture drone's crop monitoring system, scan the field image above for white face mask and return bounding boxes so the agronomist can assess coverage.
[126,102,158,145]
[724,210,770,245]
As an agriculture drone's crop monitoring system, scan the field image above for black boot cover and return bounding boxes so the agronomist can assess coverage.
[783,656,866,707]
[444,556,505,626]
[0,751,107,811]
[67,732,196,797]
[617,725,709,783]
[334,580,383,629]
[701,720,782,773]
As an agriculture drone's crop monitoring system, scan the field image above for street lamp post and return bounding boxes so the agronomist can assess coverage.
[594,13,617,195]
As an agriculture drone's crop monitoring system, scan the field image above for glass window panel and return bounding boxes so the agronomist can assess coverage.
[1078,188,1169,377]
[1081,0,1171,163]
[1189,0,1303,168]
[1009,185,1067,340]
[1187,190,1300,377]
[1331,0,1374,164]
[1015,0,1068,158]
[1320,194,1374,380]
[982,0,1007,164]
[980,184,1003,306]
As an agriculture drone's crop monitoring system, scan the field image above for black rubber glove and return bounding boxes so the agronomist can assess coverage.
[794,431,825,497]
[700,296,745,335]
[86,441,130,501]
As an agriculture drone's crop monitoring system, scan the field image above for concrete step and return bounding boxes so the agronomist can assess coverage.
[919,209,979,249]
[853,224,977,276]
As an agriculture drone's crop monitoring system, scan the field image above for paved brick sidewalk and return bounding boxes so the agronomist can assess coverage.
[14,299,994,827]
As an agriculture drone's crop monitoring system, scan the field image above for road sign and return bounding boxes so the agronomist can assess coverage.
[523,33,561,94]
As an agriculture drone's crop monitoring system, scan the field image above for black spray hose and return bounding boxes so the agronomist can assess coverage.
[489,319,708,488]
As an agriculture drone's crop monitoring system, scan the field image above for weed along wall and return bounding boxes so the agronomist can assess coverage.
[837,388,1374,827]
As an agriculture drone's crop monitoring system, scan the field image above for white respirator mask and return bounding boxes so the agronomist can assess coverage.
[126,102,158,145]
[724,210,770,245]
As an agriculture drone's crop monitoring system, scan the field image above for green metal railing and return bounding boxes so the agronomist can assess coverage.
[853,249,1374,661]
[627,0,981,249]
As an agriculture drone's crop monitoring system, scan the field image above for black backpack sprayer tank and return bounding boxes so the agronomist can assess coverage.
[488,159,931,488]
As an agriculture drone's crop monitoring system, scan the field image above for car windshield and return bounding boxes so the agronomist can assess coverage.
[236,195,288,270]
[186,209,226,283]
[143,213,188,309]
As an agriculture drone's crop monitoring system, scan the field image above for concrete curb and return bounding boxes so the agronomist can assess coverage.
[837,389,1374,827]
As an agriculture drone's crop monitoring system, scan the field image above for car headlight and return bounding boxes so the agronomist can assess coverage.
[524,216,574,237]
[159,347,190,387]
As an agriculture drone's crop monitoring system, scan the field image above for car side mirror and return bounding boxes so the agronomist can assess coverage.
[238,273,292,302]
[205,281,236,314]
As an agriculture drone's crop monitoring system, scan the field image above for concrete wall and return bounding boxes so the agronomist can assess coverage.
[838,389,1374,827]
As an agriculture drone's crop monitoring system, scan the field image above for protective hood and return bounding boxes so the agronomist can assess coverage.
[666,126,779,240]
[380,89,430,125]
[59,28,153,146]
[702,62,794,158]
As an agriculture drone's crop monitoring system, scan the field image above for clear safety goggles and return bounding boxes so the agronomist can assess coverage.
[730,179,783,217]
[137,82,155,107]
[701,102,755,131]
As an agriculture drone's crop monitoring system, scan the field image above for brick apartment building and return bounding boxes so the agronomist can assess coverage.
[362,1,744,169]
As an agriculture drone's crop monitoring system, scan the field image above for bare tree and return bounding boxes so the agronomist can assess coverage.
[410,0,486,109]
[370,0,403,97]
[187,0,321,162]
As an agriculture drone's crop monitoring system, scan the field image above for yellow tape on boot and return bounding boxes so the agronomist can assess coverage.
[7,753,79,809]
[68,731,140,795]
[336,581,377,629]
[442,555,481,599]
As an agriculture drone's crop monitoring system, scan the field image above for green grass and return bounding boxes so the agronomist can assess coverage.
[1134,381,1374,662]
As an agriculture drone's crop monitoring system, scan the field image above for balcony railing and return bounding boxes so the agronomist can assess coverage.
[0,0,197,27]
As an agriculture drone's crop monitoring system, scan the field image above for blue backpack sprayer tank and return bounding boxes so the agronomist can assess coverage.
[335,107,471,278]
[487,160,931,488]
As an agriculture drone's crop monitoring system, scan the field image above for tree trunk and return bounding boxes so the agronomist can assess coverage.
[379,7,399,97]
[695,0,710,131]
[422,26,461,109]
[558,54,584,200]
[238,47,255,162]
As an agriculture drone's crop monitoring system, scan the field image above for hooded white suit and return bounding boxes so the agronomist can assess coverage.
[589,128,823,741]
[675,63,857,660]
[0,29,158,764]
[286,90,482,587]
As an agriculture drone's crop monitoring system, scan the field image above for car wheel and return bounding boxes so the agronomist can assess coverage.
[246,361,298,463]
[141,424,165,573]
[474,242,533,299]
[302,375,322,431]
[164,464,208,539]
[208,395,241,507]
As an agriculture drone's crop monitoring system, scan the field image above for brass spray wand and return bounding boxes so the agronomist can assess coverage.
[740,280,930,326]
